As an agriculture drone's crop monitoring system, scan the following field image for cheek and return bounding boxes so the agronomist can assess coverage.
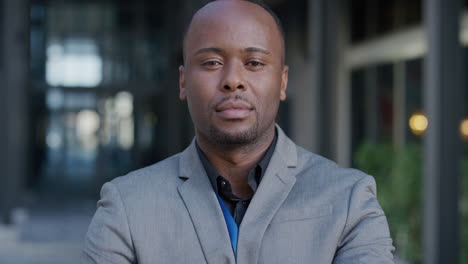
[185,72,219,121]
[186,90,207,118]
[186,73,214,103]
[250,76,283,102]
[249,76,283,118]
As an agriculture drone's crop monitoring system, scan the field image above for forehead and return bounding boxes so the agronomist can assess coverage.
[184,0,283,58]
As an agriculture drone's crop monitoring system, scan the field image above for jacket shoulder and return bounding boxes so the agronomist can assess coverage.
[294,146,374,195]
[109,153,183,197]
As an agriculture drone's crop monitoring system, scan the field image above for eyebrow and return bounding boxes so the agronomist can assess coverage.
[244,47,271,55]
[193,47,271,56]
[194,47,224,56]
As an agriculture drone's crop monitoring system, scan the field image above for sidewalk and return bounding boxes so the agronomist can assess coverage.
[0,199,96,264]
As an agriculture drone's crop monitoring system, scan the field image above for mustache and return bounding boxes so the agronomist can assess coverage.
[213,95,256,110]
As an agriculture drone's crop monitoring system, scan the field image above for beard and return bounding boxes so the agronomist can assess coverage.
[203,95,261,146]
[207,114,260,146]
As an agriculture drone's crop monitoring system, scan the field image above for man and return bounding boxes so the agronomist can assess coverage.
[82,0,395,263]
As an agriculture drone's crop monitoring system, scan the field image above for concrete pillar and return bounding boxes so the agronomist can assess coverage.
[285,0,314,152]
[0,0,5,223]
[393,62,407,148]
[310,0,339,160]
[159,0,203,155]
[306,0,319,153]
[0,0,30,224]
[334,0,351,167]
[423,0,463,263]
[362,0,380,146]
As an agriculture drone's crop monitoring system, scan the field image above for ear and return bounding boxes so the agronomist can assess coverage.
[280,65,288,101]
[179,65,187,100]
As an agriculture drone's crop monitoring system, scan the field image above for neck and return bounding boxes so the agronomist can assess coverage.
[196,126,275,197]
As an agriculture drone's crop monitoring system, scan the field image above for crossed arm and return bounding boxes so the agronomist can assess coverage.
[82,182,136,264]
[333,175,395,263]
[82,176,395,263]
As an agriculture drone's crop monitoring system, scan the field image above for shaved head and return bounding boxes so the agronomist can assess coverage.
[182,0,285,64]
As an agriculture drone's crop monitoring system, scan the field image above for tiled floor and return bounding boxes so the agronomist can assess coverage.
[0,199,96,264]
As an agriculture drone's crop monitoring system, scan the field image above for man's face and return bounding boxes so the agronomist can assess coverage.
[179,0,288,146]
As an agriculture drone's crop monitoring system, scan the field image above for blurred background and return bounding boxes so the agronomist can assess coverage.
[0,0,466,263]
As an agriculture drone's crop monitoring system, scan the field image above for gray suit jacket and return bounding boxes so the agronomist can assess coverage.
[82,127,394,264]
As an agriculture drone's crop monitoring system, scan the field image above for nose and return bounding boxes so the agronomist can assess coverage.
[221,61,245,92]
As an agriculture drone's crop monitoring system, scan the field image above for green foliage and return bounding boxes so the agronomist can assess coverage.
[354,142,422,263]
[462,157,468,264]
[355,142,468,263]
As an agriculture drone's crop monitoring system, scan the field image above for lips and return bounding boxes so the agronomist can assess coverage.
[216,100,253,111]
[215,100,253,119]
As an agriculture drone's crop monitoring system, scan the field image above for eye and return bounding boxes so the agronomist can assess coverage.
[202,60,223,68]
[246,60,266,68]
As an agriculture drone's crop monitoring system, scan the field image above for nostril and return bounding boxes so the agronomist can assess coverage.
[224,84,231,90]
[237,84,244,89]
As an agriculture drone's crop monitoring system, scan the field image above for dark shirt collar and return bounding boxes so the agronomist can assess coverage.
[196,129,278,195]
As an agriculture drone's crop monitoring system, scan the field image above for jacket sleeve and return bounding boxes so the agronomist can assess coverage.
[82,182,136,264]
[333,175,395,264]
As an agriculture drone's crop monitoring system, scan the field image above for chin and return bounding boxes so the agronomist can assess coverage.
[208,123,259,146]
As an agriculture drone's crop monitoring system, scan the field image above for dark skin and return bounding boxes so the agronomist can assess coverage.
[179,0,288,198]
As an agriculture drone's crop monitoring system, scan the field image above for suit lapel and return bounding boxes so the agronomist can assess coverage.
[236,126,298,264]
[177,141,236,264]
